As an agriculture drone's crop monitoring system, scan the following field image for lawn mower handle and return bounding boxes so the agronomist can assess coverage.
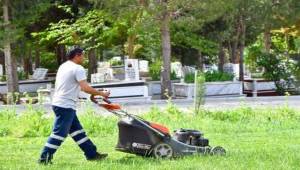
[90,94,112,104]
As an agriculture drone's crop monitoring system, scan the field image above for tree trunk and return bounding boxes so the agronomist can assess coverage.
[197,50,204,71]
[230,19,241,63]
[88,49,97,82]
[263,29,271,53]
[35,46,40,69]
[23,47,33,78]
[160,1,172,99]
[3,0,19,97]
[218,42,225,72]
[0,52,5,74]
[127,34,136,58]
[56,44,66,66]
[239,16,246,82]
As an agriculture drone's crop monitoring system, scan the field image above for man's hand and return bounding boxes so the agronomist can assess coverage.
[79,80,110,98]
[100,90,110,98]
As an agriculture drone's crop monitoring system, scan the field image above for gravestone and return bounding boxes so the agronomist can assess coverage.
[97,61,110,68]
[182,66,196,76]
[0,64,3,76]
[171,62,183,78]
[223,63,239,78]
[139,60,149,72]
[97,68,113,81]
[32,68,48,80]
[91,73,105,83]
[125,59,139,81]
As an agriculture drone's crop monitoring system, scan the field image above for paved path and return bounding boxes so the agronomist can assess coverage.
[1,96,300,115]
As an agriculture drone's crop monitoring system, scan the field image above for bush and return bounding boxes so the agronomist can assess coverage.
[109,59,123,66]
[184,71,234,83]
[18,71,27,80]
[149,60,179,81]
[205,71,234,82]
[0,75,6,82]
[40,52,58,72]
[257,52,296,95]
[149,60,161,81]
[184,72,195,83]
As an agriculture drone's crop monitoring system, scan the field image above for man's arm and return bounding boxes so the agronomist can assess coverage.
[79,80,110,97]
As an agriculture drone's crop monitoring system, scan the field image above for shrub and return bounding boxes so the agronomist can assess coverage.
[184,73,195,83]
[149,60,178,81]
[204,71,234,82]
[257,52,296,95]
[109,59,123,66]
[149,60,161,81]
[184,71,234,83]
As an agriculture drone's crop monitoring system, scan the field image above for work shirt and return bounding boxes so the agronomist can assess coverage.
[52,60,86,110]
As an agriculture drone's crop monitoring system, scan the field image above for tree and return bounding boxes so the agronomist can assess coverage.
[32,9,125,80]
[0,0,52,104]
[1,0,19,100]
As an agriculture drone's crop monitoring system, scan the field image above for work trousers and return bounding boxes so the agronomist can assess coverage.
[40,106,97,159]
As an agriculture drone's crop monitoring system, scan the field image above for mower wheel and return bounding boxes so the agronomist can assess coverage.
[153,143,173,159]
[210,146,226,156]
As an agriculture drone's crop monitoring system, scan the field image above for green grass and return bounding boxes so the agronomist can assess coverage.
[0,103,300,169]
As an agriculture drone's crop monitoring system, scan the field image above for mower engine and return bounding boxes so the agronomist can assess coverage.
[173,129,209,147]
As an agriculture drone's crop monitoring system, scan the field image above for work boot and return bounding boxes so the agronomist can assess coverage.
[38,153,53,165]
[87,152,108,161]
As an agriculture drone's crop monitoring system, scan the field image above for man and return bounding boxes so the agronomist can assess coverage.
[38,48,110,164]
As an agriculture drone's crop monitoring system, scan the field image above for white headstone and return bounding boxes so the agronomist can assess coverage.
[97,62,110,68]
[91,73,105,83]
[125,59,139,81]
[32,68,48,80]
[223,63,240,78]
[139,60,149,72]
[232,64,240,77]
[0,64,3,76]
[97,68,113,81]
[223,63,234,74]
[182,66,196,76]
[171,62,183,78]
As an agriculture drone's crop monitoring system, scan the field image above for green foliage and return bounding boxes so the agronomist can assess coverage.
[40,52,58,72]
[184,71,233,83]
[0,0,51,46]
[257,52,296,95]
[32,10,124,50]
[245,35,264,72]
[0,75,7,82]
[109,58,123,66]
[0,103,299,136]
[0,104,119,138]
[17,71,27,80]
[0,106,52,137]
[184,73,195,83]
[79,113,118,137]
[149,60,162,81]
[172,29,218,56]
[205,71,234,82]
[134,25,161,61]
[196,105,300,124]
[194,71,206,113]
[170,70,179,80]
[149,60,178,81]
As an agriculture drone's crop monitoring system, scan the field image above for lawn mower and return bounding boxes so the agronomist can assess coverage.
[90,95,226,158]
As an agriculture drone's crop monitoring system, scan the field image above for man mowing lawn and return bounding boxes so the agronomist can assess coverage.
[38,47,110,165]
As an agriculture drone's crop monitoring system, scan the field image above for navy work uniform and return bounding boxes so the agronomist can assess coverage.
[40,60,97,161]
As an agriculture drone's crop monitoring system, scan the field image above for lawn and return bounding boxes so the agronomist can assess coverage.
[0,104,300,170]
